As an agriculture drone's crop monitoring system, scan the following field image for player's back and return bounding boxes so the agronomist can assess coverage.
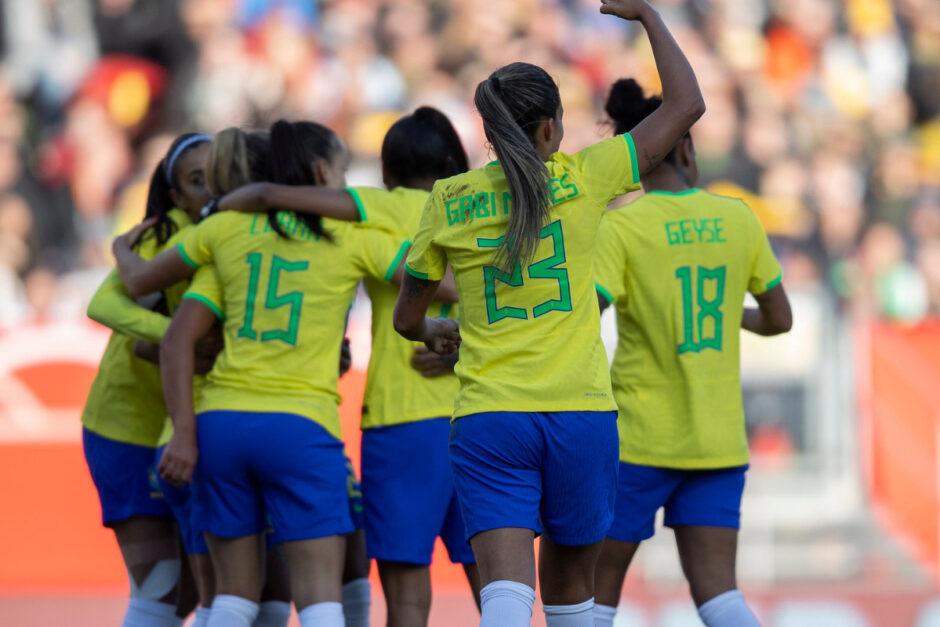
[353,186,460,427]
[179,210,403,439]
[595,189,782,468]
[407,133,641,419]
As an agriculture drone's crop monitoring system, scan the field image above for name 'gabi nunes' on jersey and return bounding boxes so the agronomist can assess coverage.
[444,172,580,226]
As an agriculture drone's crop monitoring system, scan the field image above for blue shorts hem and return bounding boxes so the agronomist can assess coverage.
[664,517,741,530]
[605,527,654,544]
[203,522,267,540]
[463,522,543,544]
[274,520,356,543]
[369,550,433,567]
[546,530,611,547]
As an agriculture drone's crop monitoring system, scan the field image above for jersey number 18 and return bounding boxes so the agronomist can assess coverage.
[675,265,726,354]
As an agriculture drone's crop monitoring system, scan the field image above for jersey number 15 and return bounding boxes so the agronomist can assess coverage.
[237,252,308,346]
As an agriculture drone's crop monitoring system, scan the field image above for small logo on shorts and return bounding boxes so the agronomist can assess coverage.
[148,466,164,498]
[584,392,608,398]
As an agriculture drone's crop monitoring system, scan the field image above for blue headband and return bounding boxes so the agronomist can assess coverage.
[164,134,211,186]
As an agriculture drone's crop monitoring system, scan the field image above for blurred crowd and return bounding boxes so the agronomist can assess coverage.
[0,0,938,327]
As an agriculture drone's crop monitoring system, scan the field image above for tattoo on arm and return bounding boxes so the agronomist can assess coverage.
[643,148,662,172]
[404,276,427,301]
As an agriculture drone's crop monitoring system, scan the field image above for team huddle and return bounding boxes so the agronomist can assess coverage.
[81,1,792,627]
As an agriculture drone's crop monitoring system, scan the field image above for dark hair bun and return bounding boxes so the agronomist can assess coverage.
[605,78,661,135]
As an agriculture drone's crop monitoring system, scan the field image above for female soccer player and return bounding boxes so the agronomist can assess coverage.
[591,79,792,627]
[219,107,480,627]
[90,131,294,627]
[391,1,705,625]
[112,123,413,627]
[83,132,211,627]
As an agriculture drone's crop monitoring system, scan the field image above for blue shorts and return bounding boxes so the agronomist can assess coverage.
[191,411,354,542]
[607,462,748,543]
[449,411,619,546]
[83,428,172,526]
[361,418,475,565]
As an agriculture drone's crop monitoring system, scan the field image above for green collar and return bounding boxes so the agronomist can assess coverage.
[647,188,699,197]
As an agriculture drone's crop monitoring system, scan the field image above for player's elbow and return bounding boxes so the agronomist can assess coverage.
[86,296,105,324]
[766,304,793,335]
[773,309,793,334]
[125,276,148,300]
[687,94,706,123]
[673,95,705,130]
[393,308,422,342]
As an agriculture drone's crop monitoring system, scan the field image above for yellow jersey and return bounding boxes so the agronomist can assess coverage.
[82,209,194,447]
[156,265,225,446]
[348,186,460,428]
[177,211,408,440]
[593,189,783,469]
[406,133,640,419]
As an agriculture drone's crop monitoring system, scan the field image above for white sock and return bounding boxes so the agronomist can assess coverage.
[192,607,212,627]
[298,601,344,627]
[544,598,594,627]
[480,580,535,627]
[697,590,759,627]
[342,578,371,627]
[207,595,259,627]
[253,601,291,627]
[593,603,617,627]
[122,598,179,627]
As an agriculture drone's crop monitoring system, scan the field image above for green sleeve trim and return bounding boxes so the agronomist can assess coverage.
[765,272,783,291]
[623,132,640,185]
[384,240,411,282]
[595,282,615,306]
[182,293,225,321]
[346,187,367,222]
[439,303,453,318]
[177,243,201,269]
[405,264,429,281]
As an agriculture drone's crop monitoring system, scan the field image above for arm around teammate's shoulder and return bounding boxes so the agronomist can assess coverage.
[603,0,705,176]
[742,284,792,336]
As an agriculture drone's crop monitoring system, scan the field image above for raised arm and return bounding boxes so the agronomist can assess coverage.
[157,298,218,486]
[602,0,705,175]
[394,273,461,354]
[87,269,171,343]
[742,284,792,336]
[217,182,362,222]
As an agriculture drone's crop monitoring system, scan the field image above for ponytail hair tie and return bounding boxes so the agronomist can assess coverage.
[164,134,212,186]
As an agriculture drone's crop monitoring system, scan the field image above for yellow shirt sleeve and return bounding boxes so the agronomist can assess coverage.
[177,217,218,269]
[746,207,783,295]
[181,266,225,320]
[345,226,411,283]
[86,269,171,343]
[593,211,630,305]
[570,133,641,206]
[405,187,447,281]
